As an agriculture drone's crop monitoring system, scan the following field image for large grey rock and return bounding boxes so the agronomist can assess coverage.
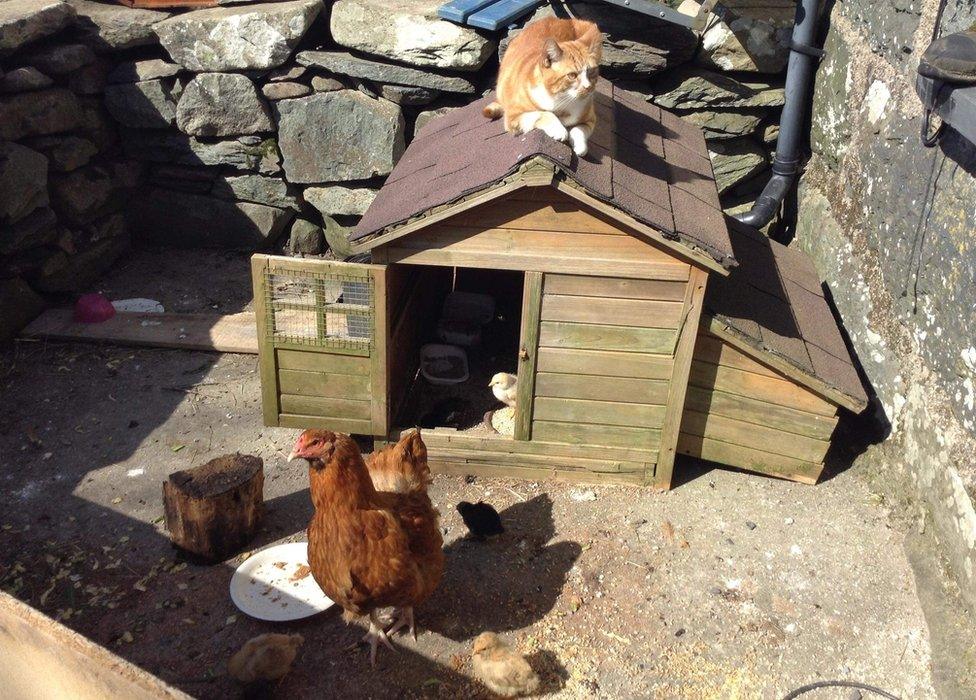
[105,79,178,129]
[155,0,322,71]
[504,3,697,75]
[77,96,117,151]
[262,81,311,101]
[66,58,111,95]
[0,207,58,254]
[176,73,273,136]
[0,142,49,225]
[697,10,791,73]
[0,278,46,343]
[680,110,763,141]
[24,135,97,172]
[415,105,459,133]
[651,68,785,110]
[275,90,405,183]
[330,0,494,72]
[130,188,293,249]
[311,75,344,92]
[32,232,129,293]
[288,218,324,254]
[0,66,53,93]
[121,131,282,174]
[108,59,181,84]
[20,43,95,75]
[49,165,120,225]
[377,83,438,106]
[707,139,768,194]
[67,0,169,52]
[304,185,377,217]
[0,88,82,140]
[0,1,75,57]
[298,51,476,94]
[211,174,298,210]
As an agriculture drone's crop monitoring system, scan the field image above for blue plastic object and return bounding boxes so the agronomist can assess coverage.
[467,0,543,31]
[437,0,500,23]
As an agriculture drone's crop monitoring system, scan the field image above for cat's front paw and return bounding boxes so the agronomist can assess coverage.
[569,127,589,156]
[538,119,569,143]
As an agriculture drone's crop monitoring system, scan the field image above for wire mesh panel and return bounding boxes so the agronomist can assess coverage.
[263,267,374,352]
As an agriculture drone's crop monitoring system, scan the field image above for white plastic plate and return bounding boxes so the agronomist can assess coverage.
[229,542,334,621]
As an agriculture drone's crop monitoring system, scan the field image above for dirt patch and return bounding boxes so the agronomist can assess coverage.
[0,339,939,698]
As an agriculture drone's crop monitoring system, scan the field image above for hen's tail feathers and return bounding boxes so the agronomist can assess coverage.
[483,101,503,120]
[366,430,432,495]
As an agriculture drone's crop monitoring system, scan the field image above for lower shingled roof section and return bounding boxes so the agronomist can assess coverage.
[704,217,870,413]
[352,81,735,269]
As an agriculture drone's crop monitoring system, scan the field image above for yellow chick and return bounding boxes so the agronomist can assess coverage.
[471,632,540,697]
[228,633,304,683]
[489,373,518,408]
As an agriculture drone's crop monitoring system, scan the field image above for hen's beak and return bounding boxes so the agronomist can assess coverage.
[287,449,300,462]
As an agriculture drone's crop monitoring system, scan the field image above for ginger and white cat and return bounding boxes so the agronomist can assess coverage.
[484,17,602,156]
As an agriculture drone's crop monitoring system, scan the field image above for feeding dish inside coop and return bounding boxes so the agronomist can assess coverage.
[251,80,868,489]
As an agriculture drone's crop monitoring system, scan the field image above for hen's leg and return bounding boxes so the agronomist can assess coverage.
[364,610,396,666]
[386,606,416,641]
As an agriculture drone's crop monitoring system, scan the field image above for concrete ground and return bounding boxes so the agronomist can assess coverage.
[0,250,972,699]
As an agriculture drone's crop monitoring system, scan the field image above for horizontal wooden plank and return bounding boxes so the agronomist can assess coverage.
[541,294,683,329]
[534,397,666,429]
[694,333,779,379]
[539,321,677,354]
[677,433,823,485]
[445,195,628,235]
[278,414,374,435]
[535,372,670,404]
[533,421,661,450]
[428,459,646,486]
[537,347,672,379]
[279,394,371,421]
[544,274,687,301]
[383,245,691,281]
[430,448,645,474]
[402,225,678,262]
[681,409,831,463]
[276,349,370,375]
[684,386,837,440]
[21,309,257,354]
[279,368,370,399]
[414,429,656,463]
[689,361,836,416]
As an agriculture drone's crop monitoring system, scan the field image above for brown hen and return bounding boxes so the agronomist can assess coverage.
[289,429,443,665]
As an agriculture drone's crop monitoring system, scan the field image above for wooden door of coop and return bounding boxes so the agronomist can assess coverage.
[251,254,389,437]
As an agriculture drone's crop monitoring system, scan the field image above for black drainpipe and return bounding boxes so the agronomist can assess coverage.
[734,0,824,229]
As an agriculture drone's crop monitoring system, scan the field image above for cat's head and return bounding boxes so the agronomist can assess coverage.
[541,22,602,100]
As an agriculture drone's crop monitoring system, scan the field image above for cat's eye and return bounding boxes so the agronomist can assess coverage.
[566,71,578,79]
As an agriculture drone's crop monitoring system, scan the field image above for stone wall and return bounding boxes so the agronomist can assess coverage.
[1,0,796,341]
[798,0,976,608]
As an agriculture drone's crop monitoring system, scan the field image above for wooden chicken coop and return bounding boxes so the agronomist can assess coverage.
[251,82,868,489]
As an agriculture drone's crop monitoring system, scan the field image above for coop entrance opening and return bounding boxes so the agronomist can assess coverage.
[394,266,524,435]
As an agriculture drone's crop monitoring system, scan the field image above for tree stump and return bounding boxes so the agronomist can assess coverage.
[162,453,264,562]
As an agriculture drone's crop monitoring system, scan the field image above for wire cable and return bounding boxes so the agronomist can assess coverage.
[782,679,900,700]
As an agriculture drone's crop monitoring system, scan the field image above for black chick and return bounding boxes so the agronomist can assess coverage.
[456,501,504,540]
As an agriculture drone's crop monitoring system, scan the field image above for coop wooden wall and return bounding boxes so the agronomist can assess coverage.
[530,273,688,456]
[372,188,693,282]
[679,332,839,483]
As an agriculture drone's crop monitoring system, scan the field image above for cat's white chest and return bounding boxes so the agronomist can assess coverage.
[530,86,591,127]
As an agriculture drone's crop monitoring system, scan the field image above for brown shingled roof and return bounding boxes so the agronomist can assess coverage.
[704,217,869,413]
[352,81,735,268]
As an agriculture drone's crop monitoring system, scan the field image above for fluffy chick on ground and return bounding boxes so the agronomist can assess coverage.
[472,632,540,697]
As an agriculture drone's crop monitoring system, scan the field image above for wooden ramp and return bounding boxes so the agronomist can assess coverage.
[21,309,258,354]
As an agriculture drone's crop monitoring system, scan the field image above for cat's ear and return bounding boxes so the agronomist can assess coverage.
[543,38,563,67]
[580,23,602,54]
